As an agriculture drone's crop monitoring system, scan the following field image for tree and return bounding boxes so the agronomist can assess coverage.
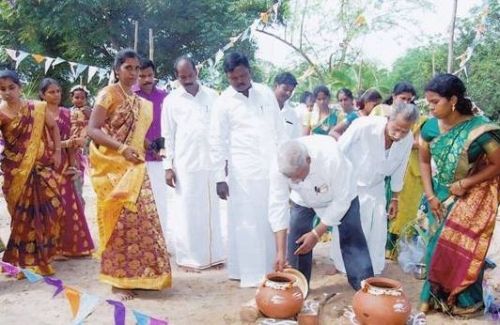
[0,0,274,100]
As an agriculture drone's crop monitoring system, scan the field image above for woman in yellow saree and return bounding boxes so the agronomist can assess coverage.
[419,74,500,316]
[0,70,63,276]
[87,49,171,297]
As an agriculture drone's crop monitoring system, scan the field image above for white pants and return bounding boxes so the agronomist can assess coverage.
[146,161,172,247]
[227,177,275,287]
[331,184,387,274]
[173,169,225,269]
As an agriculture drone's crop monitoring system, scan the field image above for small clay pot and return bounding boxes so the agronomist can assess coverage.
[352,277,411,325]
[255,272,304,319]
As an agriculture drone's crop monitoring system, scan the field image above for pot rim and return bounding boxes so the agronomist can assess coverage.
[361,277,403,296]
[263,272,298,291]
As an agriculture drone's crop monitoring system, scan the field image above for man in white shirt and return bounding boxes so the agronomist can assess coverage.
[268,135,373,290]
[162,56,225,271]
[273,72,301,139]
[333,103,418,275]
[210,52,287,287]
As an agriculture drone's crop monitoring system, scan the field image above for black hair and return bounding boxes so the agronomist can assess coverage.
[357,89,382,111]
[300,91,313,104]
[0,69,21,86]
[336,87,353,100]
[113,48,141,82]
[313,85,330,98]
[223,52,250,73]
[70,85,89,98]
[425,73,473,115]
[39,78,61,99]
[274,72,298,87]
[384,82,416,105]
[173,55,197,74]
[139,58,156,73]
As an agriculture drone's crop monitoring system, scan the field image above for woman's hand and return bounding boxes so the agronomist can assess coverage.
[52,150,61,168]
[122,146,143,164]
[428,196,443,220]
[449,179,468,197]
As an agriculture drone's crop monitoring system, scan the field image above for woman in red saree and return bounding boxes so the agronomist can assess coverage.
[419,73,500,315]
[0,70,63,275]
[39,78,94,258]
[88,49,171,298]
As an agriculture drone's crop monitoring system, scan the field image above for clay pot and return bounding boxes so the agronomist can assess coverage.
[255,272,304,319]
[352,277,411,325]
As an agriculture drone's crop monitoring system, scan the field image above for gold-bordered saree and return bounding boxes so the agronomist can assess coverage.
[89,85,171,290]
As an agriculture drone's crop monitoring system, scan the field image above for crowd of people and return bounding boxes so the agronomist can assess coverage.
[0,48,498,317]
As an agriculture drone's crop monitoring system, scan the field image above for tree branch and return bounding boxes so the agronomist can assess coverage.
[255,28,324,81]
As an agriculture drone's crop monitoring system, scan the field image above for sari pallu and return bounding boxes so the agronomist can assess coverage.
[89,86,171,290]
[55,107,94,257]
[420,116,500,315]
[1,101,63,275]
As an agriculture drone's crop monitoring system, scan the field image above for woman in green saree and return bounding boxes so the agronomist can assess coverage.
[419,73,500,316]
[303,85,338,135]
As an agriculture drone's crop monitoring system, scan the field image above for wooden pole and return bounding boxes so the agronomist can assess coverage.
[149,28,154,60]
[447,0,458,73]
[134,20,139,51]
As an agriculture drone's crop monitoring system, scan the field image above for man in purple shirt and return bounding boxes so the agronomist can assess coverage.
[133,58,171,247]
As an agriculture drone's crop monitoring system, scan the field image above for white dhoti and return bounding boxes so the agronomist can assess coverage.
[227,177,275,287]
[173,168,225,269]
[146,161,172,246]
[331,184,387,274]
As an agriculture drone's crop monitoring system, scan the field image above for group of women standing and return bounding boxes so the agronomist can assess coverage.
[0,48,171,298]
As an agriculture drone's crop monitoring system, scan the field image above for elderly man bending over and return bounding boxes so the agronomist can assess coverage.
[268,135,373,290]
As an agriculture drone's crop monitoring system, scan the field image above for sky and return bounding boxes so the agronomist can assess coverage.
[255,0,483,69]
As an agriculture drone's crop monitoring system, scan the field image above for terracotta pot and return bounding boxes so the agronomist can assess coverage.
[255,272,304,319]
[352,277,411,325]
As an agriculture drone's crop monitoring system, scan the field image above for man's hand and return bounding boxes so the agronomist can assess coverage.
[387,199,399,220]
[274,250,287,272]
[165,169,176,188]
[216,182,229,200]
[294,232,319,255]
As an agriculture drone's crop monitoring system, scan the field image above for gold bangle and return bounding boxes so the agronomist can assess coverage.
[427,195,436,202]
[391,198,399,201]
[311,229,320,241]
[458,180,465,189]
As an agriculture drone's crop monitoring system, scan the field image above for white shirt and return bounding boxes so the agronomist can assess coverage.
[268,135,358,232]
[280,101,301,139]
[338,116,413,192]
[210,82,287,182]
[162,84,218,171]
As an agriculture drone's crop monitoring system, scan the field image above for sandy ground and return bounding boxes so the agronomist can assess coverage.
[0,176,499,325]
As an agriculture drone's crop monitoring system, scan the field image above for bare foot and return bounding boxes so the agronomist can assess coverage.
[112,287,137,301]
[179,266,201,273]
[325,265,338,276]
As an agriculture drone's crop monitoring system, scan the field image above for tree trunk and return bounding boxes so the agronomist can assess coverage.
[447,0,458,73]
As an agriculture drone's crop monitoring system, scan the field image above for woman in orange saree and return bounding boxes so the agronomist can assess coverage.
[87,49,171,297]
[419,73,500,316]
[0,70,63,276]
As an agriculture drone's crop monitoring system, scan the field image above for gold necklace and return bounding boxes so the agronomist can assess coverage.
[3,100,24,117]
[117,82,135,101]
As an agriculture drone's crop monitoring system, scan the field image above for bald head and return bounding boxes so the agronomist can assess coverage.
[174,56,198,90]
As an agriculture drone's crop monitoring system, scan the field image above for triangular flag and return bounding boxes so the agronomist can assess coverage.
[21,268,43,283]
[5,48,17,60]
[106,299,126,325]
[15,51,30,69]
[0,261,21,277]
[215,49,224,64]
[132,310,150,325]
[87,66,99,83]
[44,57,55,74]
[52,57,65,66]
[32,54,46,64]
[69,62,78,79]
[98,68,110,84]
[44,277,64,297]
[107,69,115,85]
[72,293,99,325]
[75,64,87,80]
[64,286,81,318]
[150,317,169,325]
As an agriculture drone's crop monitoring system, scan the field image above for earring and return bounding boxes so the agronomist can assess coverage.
[452,104,456,112]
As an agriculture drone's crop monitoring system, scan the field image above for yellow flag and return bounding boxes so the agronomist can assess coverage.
[64,286,81,317]
[32,54,46,64]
